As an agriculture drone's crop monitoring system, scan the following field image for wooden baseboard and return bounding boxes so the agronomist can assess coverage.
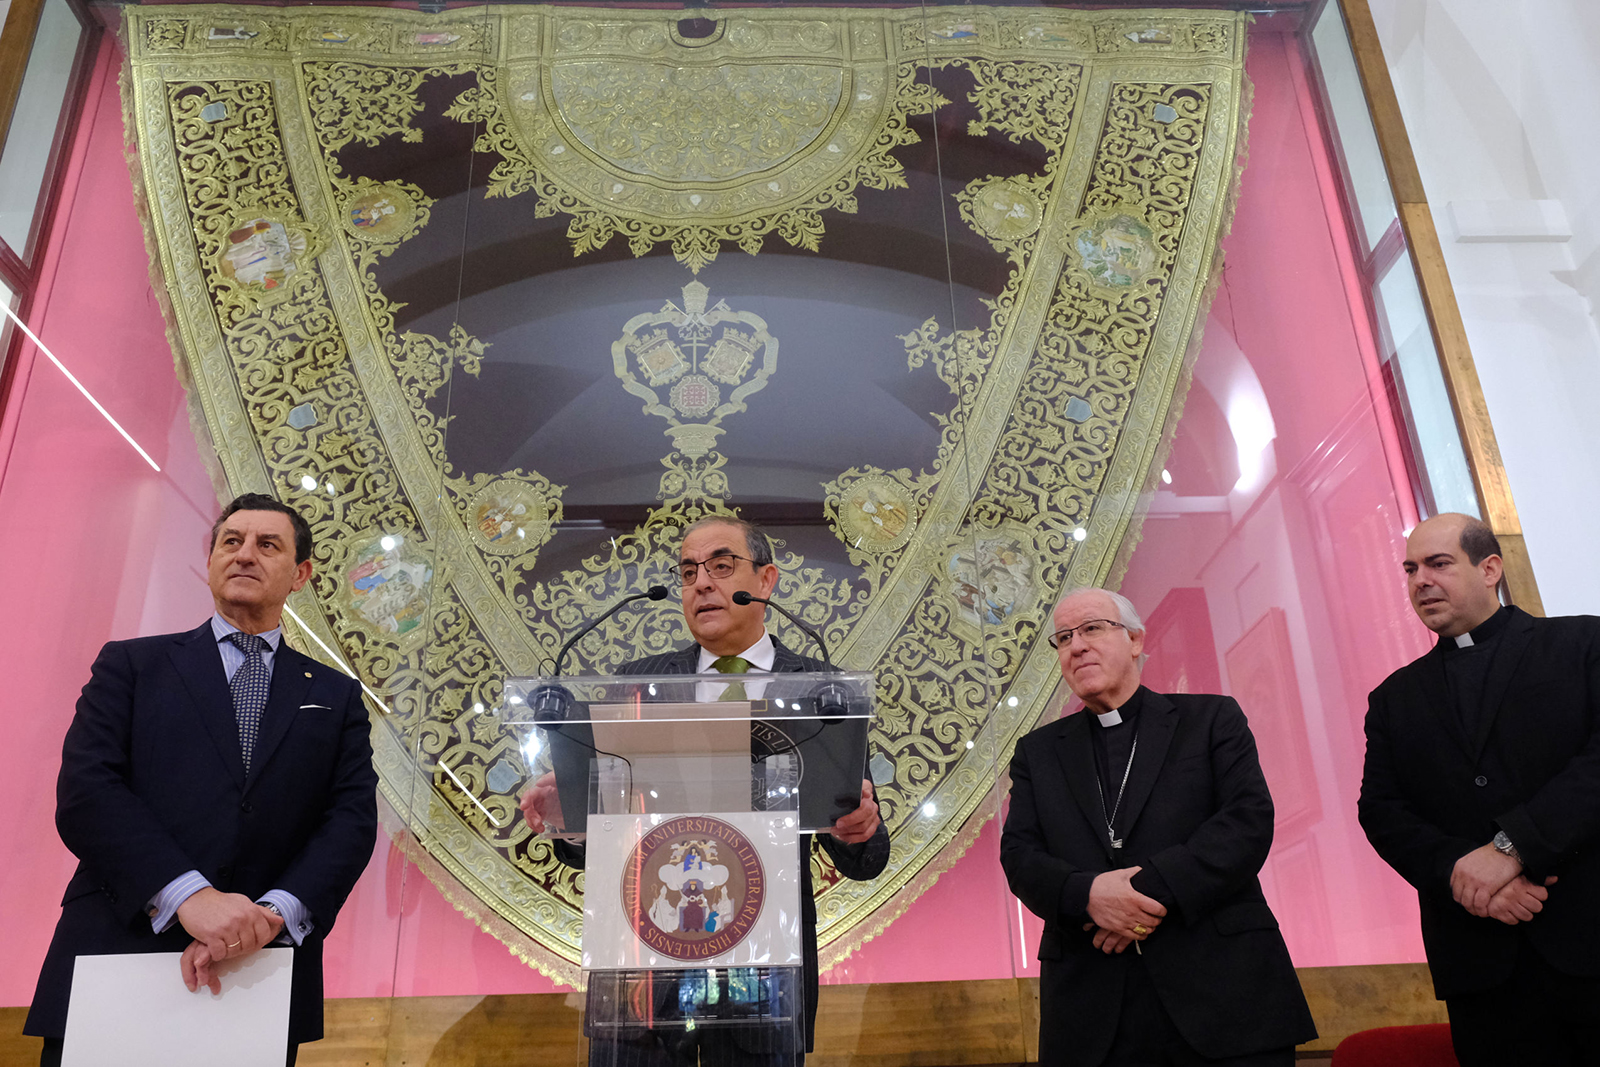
[0,963,1447,1066]
[1294,962,1447,1052]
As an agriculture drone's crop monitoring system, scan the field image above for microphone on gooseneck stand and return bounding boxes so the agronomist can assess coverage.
[730,590,849,721]
[730,590,833,665]
[530,585,670,724]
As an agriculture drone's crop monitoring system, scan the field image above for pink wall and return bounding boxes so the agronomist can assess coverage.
[1,26,1433,1011]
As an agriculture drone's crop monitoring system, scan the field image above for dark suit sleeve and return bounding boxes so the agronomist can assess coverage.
[816,820,889,880]
[1000,737,1097,924]
[56,641,201,926]
[269,675,378,927]
[1145,699,1276,922]
[1495,625,1600,877]
[1358,688,1478,897]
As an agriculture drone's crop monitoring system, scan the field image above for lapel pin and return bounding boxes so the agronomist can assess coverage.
[305,672,312,678]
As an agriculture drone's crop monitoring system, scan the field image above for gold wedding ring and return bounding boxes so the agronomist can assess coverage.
[1132,924,1149,936]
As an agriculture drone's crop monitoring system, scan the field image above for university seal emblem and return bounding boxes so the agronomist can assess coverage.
[620,816,766,961]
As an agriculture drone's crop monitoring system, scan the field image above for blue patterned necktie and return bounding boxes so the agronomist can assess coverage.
[225,632,270,773]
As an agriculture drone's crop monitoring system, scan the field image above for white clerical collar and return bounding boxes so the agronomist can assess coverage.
[696,631,775,673]
[1454,632,1474,649]
[1093,708,1123,727]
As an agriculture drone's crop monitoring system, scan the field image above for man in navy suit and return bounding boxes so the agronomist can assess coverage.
[521,516,889,1064]
[25,493,378,1067]
[1001,586,1314,1066]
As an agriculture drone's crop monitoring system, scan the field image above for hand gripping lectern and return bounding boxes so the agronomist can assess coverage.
[502,670,877,1067]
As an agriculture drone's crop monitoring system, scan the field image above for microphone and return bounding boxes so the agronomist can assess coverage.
[731,591,848,722]
[731,590,832,666]
[532,585,669,723]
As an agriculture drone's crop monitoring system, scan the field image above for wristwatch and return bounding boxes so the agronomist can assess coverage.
[260,901,283,917]
[1492,830,1522,865]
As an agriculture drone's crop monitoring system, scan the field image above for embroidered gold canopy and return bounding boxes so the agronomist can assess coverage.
[123,3,1247,979]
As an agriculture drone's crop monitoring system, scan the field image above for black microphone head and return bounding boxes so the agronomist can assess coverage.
[813,680,850,725]
[530,683,575,724]
[731,590,754,605]
[646,584,669,600]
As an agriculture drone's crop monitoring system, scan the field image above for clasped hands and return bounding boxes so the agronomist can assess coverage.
[1450,842,1558,925]
[520,774,882,843]
[176,887,284,994]
[1081,866,1167,954]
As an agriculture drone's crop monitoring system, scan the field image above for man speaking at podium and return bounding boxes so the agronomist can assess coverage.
[521,515,890,1064]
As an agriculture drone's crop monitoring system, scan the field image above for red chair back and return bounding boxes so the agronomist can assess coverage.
[1330,1024,1459,1067]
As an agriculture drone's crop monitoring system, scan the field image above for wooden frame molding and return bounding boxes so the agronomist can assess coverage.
[0,0,46,162]
[1337,0,1543,614]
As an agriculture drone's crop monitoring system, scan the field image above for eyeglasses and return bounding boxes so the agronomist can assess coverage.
[675,553,757,586]
[1047,619,1125,648]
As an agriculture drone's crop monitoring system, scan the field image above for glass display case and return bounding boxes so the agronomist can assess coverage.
[0,0,1510,1058]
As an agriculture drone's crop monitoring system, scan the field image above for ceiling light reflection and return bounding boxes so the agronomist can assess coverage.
[1,302,161,472]
[280,603,393,715]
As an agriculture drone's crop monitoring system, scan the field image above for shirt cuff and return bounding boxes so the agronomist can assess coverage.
[147,870,212,934]
[258,889,314,946]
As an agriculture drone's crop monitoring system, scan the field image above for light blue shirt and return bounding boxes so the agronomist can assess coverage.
[143,614,313,946]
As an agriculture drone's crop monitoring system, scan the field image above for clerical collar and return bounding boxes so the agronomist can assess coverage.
[1090,686,1142,727]
[1448,605,1511,650]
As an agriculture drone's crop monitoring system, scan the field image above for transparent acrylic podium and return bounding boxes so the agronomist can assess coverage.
[502,671,876,1067]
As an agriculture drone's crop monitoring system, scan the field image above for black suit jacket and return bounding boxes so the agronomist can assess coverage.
[1359,607,1600,998]
[25,621,379,1043]
[558,637,891,1051]
[1001,688,1315,1065]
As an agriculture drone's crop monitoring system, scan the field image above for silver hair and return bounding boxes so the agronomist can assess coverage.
[1055,586,1145,634]
[1054,586,1148,667]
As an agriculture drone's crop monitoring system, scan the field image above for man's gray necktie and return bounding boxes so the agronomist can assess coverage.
[225,632,270,773]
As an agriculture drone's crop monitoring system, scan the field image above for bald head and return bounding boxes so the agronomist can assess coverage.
[1404,513,1503,637]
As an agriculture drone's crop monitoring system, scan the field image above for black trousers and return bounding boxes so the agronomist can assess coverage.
[1445,938,1600,1067]
[1101,960,1295,1067]
[41,1038,298,1066]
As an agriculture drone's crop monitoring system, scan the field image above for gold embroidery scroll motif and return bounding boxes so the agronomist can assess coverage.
[123,4,1248,980]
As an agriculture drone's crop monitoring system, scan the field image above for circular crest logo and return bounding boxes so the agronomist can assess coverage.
[620,816,765,961]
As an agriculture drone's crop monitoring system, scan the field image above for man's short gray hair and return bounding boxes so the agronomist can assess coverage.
[681,515,774,567]
[1055,586,1145,634]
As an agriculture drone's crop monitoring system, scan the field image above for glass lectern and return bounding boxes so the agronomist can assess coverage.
[502,671,876,1066]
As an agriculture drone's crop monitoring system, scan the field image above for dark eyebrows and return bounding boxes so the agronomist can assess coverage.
[218,526,281,545]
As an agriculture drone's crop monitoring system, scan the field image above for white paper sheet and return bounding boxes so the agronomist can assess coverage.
[62,947,293,1067]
